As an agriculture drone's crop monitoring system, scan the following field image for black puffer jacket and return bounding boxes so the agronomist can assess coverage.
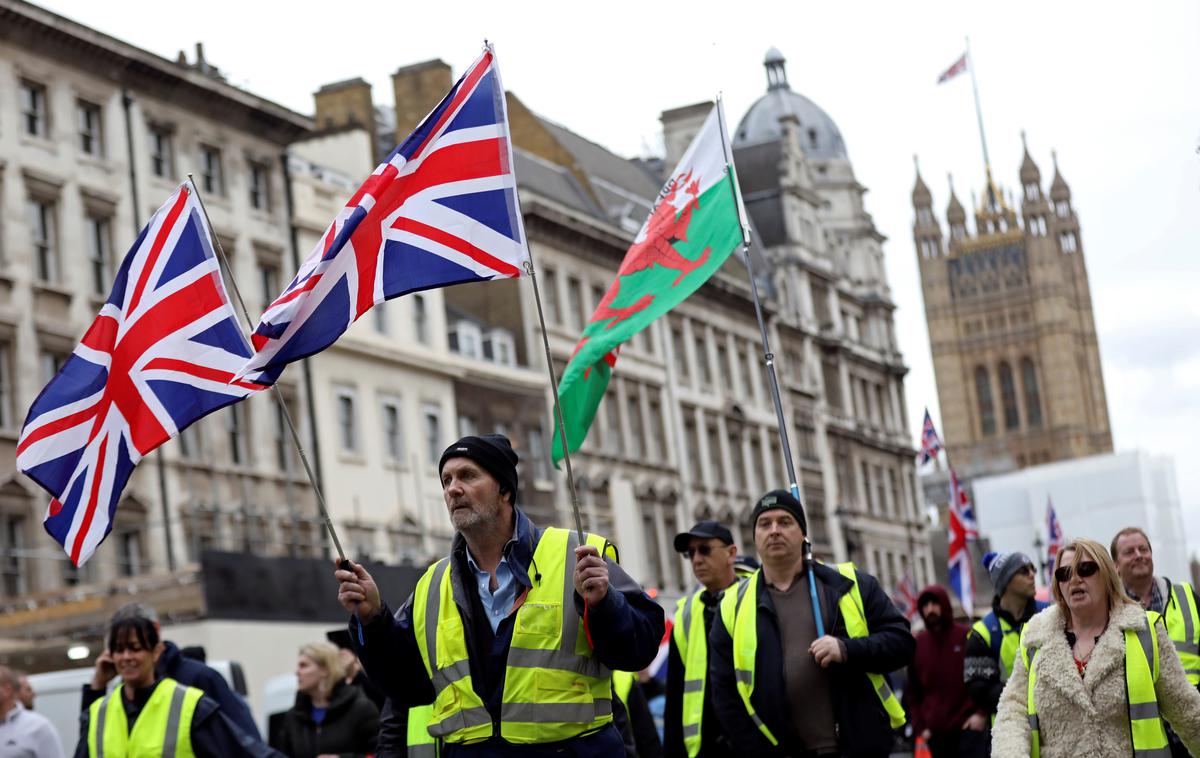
[708,562,915,758]
[269,680,379,758]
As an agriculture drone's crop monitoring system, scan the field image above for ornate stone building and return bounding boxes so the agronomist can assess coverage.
[912,138,1112,477]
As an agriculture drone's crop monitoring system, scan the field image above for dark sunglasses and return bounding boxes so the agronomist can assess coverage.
[1054,560,1099,583]
[683,544,723,559]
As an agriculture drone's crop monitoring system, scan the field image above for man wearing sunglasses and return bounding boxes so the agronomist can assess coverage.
[664,521,740,758]
[964,551,1047,730]
[1113,527,1200,757]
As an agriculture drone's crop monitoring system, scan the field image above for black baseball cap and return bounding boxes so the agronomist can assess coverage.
[673,520,734,553]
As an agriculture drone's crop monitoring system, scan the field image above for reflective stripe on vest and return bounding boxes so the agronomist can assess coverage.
[1022,611,1169,758]
[673,588,710,757]
[87,678,202,758]
[407,703,436,756]
[413,527,615,745]
[718,564,907,745]
[1166,583,1200,686]
[833,563,907,729]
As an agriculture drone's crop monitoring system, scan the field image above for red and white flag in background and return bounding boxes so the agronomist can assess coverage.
[937,52,968,84]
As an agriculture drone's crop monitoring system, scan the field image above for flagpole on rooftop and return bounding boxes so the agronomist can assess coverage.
[715,95,826,635]
[185,175,350,564]
[965,37,997,209]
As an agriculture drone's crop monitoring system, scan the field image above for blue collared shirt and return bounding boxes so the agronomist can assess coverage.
[466,547,518,633]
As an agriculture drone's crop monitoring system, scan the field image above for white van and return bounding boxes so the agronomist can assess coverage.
[27,660,248,751]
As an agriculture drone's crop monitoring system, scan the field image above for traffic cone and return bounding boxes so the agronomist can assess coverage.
[914,735,933,758]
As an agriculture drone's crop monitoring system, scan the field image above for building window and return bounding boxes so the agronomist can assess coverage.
[178,419,203,460]
[604,393,621,453]
[199,145,225,195]
[381,398,403,462]
[0,341,13,429]
[448,320,482,358]
[149,126,175,179]
[705,420,722,485]
[86,215,112,296]
[258,259,280,313]
[273,399,293,472]
[116,526,144,577]
[1,514,26,596]
[1024,182,1039,201]
[728,430,745,493]
[528,426,550,482]
[646,391,665,463]
[335,389,358,453]
[694,333,711,387]
[1022,358,1043,428]
[249,161,271,211]
[999,362,1020,430]
[76,100,104,156]
[566,276,585,330]
[975,366,996,436]
[28,198,58,283]
[372,301,389,335]
[1059,231,1077,253]
[716,342,731,388]
[457,414,477,439]
[541,268,559,325]
[671,325,688,380]
[20,80,48,138]
[227,403,248,464]
[40,350,68,386]
[1055,200,1070,218]
[625,384,644,460]
[413,294,429,343]
[423,404,442,464]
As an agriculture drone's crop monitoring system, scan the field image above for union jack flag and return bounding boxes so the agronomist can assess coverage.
[237,44,527,383]
[893,568,919,622]
[16,184,260,566]
[918,408,943,466]
[937,52,968,84]
[948,467,978,616]
[1046,497,1065,578]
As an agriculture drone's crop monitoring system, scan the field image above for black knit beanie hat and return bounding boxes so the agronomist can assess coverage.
[438,434,519,505]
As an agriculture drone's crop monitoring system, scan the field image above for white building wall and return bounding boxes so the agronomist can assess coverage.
[973,450,1189,580]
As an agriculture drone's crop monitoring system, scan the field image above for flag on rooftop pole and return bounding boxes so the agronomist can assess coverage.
[937,51,968,84]
[918,408,943,466]
[1046,496,1065,580]
[550,105,742,463]
[948,467,978,616]
[236,44,527,384]
[16,184,262,566]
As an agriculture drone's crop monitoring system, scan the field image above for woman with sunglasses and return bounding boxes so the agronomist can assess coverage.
[992,538,1200,757]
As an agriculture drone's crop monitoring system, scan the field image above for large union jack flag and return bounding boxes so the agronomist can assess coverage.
[16,184,261,566]
[918,408,943,466]
[948,467,978,616]
[1046,497,1065,581]
[237,44,527,383]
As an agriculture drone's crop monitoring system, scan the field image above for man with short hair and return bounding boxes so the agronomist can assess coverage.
[1112,526,1200,757]
[964,551,1045,727]
[708,490,913,757]
[335,433,665,756]
[0,664,64,758]
[664,520,740,757]
[15,672,35,711]
[88,603,260,740]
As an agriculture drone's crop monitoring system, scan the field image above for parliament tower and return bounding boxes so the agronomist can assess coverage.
[912,138,1112,475]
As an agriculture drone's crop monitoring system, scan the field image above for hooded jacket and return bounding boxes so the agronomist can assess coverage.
[992,602,1200,757]
[350,507,665,757]
[905,585,981,736]
[708,562,914,758]
[269,680,379,758]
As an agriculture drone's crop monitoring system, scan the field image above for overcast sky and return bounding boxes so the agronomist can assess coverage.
[38,0,1200,556]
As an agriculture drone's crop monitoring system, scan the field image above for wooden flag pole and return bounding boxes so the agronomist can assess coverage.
[186,175,349,564]
[715,95,826,636]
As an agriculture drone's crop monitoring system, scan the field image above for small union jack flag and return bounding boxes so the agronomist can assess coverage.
[948,467,978,616]
[893,569,919,622]
[937,52,968,84]
[1046,497,1065,578]
[16,184,261,566]
[237,43,527,383]
[918,408,943,466]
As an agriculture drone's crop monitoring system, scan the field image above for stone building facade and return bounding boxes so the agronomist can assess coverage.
[912,137,1112,477]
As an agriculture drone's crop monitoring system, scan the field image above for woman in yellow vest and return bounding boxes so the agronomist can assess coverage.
[75,614,272,757]
[992,538,1200,757]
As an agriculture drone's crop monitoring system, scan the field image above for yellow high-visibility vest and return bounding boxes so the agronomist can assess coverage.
[1165,582,1200,686]
[673,588,711,758]
[718,563,906,747]
[412,527,616,745]
[1022,610,1168,757]
[87,677,202,758]
[406,703,436,757]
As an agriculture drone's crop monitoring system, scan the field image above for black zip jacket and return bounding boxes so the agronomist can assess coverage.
[268,680,379,758]
[963,595,1042,715]
[707,563,914,758]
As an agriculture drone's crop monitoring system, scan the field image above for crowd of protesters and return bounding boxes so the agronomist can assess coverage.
[10,434,1200,757]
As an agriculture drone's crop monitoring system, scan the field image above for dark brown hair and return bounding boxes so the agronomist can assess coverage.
[1110,526,1151,561]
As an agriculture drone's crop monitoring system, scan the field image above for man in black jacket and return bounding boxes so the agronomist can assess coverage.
[708,490,914,757]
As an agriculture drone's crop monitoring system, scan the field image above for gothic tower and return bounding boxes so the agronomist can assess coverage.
[912,138,1112,475]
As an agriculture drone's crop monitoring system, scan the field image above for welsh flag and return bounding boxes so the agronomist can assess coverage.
[552,105,743,463]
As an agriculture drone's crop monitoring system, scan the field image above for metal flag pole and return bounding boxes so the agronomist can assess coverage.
[715,95,825,636]
[185,175,349,564]
[965,37,997,209]
[481,39,585,542]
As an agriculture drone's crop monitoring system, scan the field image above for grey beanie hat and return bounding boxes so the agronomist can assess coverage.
[982,550,1035,595]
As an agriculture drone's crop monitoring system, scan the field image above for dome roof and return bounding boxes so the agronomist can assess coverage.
[734,49,848,161]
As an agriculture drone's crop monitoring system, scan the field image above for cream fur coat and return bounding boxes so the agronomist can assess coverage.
[992,602,1200,757]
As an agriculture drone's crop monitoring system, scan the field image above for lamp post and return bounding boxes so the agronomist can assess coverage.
[1032,531,1046,585]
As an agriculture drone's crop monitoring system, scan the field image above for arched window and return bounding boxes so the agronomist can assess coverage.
[975,366,996,436]
[999,362,1020,430]
[1022,358,1043,428]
